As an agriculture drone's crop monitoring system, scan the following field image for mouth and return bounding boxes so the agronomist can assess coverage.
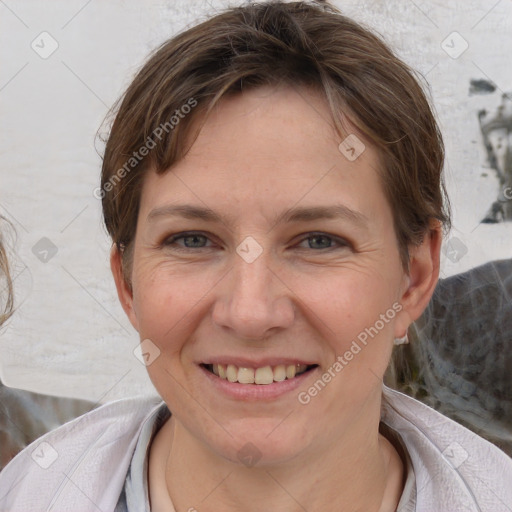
[200,363,319,385]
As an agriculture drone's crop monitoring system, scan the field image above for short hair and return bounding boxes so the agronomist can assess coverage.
[100,0,450,277]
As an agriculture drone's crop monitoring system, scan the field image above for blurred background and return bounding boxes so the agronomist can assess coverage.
[1,0,511,464]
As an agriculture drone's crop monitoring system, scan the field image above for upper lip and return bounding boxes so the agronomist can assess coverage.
[200,357,317,368]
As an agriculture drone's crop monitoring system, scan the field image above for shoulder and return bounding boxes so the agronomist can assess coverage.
[382,385,512,511]
[0,394,165,512]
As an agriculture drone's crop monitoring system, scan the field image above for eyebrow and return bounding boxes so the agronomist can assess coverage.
[147,204,369,229]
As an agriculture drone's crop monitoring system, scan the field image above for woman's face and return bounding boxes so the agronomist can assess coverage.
[113,86,437,465]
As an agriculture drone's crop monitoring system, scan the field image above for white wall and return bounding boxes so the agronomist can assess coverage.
[1,0,511,402]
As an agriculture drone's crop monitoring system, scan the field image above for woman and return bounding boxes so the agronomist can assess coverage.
[1,1,511,511]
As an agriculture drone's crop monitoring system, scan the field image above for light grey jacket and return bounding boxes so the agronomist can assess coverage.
[1,386,511,511]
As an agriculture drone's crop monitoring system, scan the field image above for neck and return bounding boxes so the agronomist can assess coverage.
[148,407,404,512]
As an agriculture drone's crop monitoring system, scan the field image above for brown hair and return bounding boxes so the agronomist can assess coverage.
[0,217,13,326]
[100,0,450,277]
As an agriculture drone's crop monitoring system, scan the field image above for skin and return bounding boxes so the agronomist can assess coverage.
[111,86,441,511]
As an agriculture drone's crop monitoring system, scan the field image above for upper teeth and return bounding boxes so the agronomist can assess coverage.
[211,363,308,385]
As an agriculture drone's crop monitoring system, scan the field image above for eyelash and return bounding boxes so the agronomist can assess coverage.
[161,231,350,252]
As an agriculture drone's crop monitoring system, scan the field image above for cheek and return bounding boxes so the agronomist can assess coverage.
[130,262,220,360]
[132,261,197,321]
[301,270,398,340]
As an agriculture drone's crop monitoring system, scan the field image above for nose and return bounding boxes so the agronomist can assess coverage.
[211,248,295,341]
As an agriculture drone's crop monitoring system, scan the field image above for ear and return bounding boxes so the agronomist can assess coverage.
[110,245,140,332]
[394,221,441,338]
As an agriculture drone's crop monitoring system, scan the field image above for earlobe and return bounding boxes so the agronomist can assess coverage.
[394,221,442,338]
[110,245,139,332]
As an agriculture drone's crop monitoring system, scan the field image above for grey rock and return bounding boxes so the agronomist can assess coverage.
[387,258,512,456]
[0,380,94,470]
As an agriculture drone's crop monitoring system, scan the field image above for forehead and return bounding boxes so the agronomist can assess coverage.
[138,86,390,228]
[186,86,352,168]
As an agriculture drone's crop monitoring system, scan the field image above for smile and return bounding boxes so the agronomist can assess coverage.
[202,363,318,385]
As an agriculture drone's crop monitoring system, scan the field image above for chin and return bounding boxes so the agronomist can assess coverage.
[210,419,309,468]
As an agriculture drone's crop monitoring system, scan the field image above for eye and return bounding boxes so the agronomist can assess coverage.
[296,232,350,251]
[162,232,214,250]
[161,231,350,252]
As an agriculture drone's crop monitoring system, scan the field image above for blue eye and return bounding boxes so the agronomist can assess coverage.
[163,232,212,249]
[162,231,349,252]
[297,233,348,250]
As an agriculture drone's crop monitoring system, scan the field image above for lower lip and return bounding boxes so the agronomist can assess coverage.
[199,365,319,400]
